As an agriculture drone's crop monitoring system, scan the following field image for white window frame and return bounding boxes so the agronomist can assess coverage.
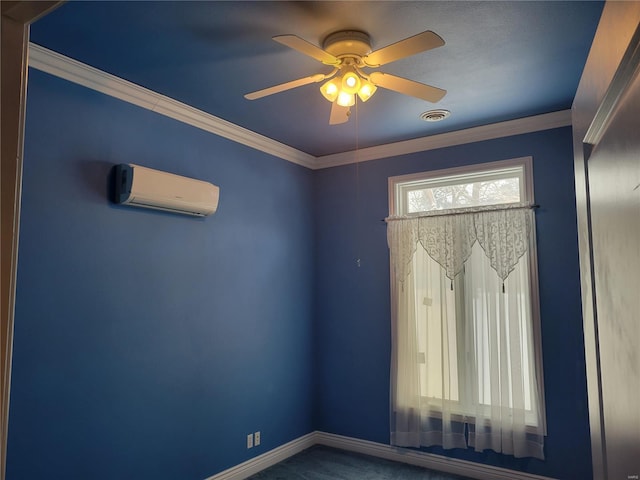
[388,156,546,433]
[389,157,534,216]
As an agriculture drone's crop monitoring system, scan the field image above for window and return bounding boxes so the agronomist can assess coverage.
[390,159,529,215]
[388,157,546,459]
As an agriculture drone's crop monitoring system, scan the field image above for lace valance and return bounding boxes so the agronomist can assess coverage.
[387,206,534,283]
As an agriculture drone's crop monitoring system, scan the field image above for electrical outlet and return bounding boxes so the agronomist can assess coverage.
[247,433,253,449]
[254,431,261,446]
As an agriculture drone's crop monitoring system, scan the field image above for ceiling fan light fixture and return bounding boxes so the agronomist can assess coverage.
[320,77,341,102]
[246,29,446,124]
[341,69,361,95]
[357,81,377,102]
[336,91,355,107]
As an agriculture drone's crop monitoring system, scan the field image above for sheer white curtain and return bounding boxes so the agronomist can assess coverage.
[388,207,545,459]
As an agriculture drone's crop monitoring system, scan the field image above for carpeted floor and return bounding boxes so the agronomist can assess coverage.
[247,445,472,480]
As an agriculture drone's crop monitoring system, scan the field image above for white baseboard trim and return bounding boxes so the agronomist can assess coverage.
[314,432,556,480]
[203,432,316,480]
[205,431,556,480]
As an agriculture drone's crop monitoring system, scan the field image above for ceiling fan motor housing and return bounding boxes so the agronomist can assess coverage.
[323,31,372,61]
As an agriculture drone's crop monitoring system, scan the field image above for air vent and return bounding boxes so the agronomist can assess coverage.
[420,109,451,122]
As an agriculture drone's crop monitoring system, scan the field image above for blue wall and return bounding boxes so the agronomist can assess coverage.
[8,69,592,480]
[313,127,592,480]
[7,70,315,479]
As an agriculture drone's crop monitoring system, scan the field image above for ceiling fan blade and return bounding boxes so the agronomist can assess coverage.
[369,72,446,103]
[369,72,447,103]
[329,102,350,125]
[273,35,340,65]
[363,31,444,67]
[245,73,325,100]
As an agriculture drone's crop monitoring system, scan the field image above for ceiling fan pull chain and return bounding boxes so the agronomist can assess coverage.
[355,97,362,269]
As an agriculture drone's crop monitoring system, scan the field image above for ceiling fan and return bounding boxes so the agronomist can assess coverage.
[244,30,446,125]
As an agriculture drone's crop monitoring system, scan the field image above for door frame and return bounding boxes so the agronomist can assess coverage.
[572,3,640,478]
[1,3,62,478]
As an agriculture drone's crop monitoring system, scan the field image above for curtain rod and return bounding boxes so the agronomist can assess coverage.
[382,203,539,222]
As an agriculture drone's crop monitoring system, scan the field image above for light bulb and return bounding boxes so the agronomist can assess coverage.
[336,91,355,107]
[341,71,361,95]
[320,78,341,102]
[357,81,377,102]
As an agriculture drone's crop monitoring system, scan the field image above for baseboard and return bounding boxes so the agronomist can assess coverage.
[203,432,316,480]
[315,432,556,480]
[205,431,557,480]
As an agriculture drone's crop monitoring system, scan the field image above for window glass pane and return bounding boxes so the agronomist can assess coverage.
[406,177,521,213]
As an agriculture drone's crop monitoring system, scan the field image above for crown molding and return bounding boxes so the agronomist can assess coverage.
[314,109,572,169]
[27,43,317,169]
[28,43,571,171]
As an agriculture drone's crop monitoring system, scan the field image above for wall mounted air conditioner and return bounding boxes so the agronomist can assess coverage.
[114,164,219,216]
